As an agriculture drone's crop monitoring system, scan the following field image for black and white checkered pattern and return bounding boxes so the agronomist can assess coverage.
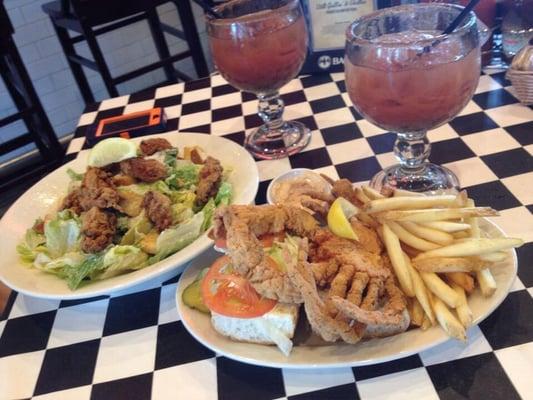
[1,71,532,400]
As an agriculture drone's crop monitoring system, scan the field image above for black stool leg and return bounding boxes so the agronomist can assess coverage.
[173,0,209,77]
[51,19,95,105]
[1,39,62,160]
[81,21,119,98]
[146,8,176,83]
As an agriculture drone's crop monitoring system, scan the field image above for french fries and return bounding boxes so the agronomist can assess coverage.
[399,221,454,246]
[407,297,425,327]
[355,186,522,342]
[431,294,466,341]
[413,257,491,273]
[450,282,473,328]
[404,253,435,324]
[478,252,508,263]
[382,224,414,297]
[393,188,425,197]
[377,207,498,222]
[354,187,371,205]
[414,238,524,259]
[420,272,460,308]
[477,268,497,297]
[364,195,458,213]
[361,185,386,200]
[419,221,471,233]
[387,221,441,251]
[446,272,475,294]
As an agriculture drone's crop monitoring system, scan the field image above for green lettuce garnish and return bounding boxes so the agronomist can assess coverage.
[215,181,232,206]
[67,168,84,181]
[150,211,205,263]
[96,245,148,280]
[44,210,81,258]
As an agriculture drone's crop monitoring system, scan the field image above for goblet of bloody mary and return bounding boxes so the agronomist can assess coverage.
[207,0,310,159]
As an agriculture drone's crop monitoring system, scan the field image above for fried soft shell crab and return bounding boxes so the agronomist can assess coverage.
[211,199,410,345]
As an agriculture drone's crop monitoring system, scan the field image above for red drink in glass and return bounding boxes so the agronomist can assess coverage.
[345,32,481,132]
[345,3,481,192]
[206,0,311,160]
[209,12,308,94]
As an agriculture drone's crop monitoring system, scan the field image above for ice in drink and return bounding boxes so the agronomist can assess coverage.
[209,12,308,94]
[345,31,481,132]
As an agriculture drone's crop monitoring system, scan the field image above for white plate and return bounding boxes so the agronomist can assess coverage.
[0,133,259,299]
[176,219,517,369]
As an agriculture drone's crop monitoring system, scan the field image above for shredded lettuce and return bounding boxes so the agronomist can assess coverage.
[201,198,216,232]
[165,161,200,190]
[44,210,81,258]
[67,168,84,181]
[172,203,195,225]
[150,211,205,263]
[120,212,152,245]
[215,181,233,206]
[34,252,85,276]
[65,254,104,290]
[268,236,299,272]
[96,245,148,280]
[163,148,179,168]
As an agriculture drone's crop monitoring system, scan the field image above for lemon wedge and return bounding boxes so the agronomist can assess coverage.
[87,138,138,167]
[327,197,359,241]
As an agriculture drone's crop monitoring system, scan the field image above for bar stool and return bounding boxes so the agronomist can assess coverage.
[0,1,64,191]
[42,0,209,105]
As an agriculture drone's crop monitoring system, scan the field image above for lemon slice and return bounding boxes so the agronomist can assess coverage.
[87,138,138,167]
[327,197,359,241]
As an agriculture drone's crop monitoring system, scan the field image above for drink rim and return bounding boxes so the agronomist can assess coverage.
[345,3,477,48]
[207,0,299,25]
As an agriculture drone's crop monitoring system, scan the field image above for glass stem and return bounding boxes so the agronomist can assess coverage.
[394,130,430,172]
[258,92,284,132]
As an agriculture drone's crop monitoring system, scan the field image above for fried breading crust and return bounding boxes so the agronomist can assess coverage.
[81,206,116,253]
[61,188,84,214]
[61,167,120,214]
[331,179,362,207]
[143,191,172,231]
[120,157,168,183]
[195,156,223,207]
[140,138,173,156]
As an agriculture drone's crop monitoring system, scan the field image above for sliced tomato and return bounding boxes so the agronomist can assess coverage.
[214,232,286,251]
[201,255,277,318]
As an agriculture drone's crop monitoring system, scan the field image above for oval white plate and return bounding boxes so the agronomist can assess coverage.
[0,133,259,299]
[176,219,516,369]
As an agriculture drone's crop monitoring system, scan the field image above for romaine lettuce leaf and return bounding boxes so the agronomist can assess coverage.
[65,253,104,290]
[215,181,232,206]
[150,211,204,263]
[44,210,81,258]
[17,227,47,263]
[120,212,152,245]
[172,203,195,225]
[165,161,200,190]
[67,168,84,181]
[200,198,216,232]
[34,252,86,276]
[164,148,179,168]
[170,190,196,207]
[96,245,148,280]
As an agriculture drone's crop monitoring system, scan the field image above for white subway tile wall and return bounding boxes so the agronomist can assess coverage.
[0,0,214,144]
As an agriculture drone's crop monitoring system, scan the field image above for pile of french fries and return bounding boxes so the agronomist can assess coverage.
[352,185,524,341]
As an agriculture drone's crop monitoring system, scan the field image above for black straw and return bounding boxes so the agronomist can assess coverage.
[193,0,222,19]
[442,0,481,35]
[421,0,481,55]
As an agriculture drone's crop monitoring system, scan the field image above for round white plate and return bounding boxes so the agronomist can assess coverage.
[176,219,517,369]
[0,133,259,299]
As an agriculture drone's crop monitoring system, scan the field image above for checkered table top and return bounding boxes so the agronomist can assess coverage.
[1,71,532,400]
